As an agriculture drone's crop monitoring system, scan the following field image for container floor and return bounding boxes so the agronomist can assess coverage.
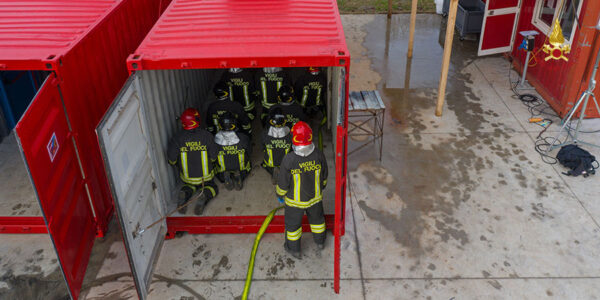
[170,118,336,217]
[0,132,41,216]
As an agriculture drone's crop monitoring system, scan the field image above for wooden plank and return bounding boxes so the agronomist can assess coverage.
[352,92,366,110]
[374,90,386,109]
[349,91,360,110]
[436,0,458,116]
[407,0,418,58]
[361,91,379,110]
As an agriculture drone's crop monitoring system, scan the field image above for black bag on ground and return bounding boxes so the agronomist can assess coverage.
[556,145,598,177]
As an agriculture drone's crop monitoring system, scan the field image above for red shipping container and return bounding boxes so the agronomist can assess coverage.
[96,0,350,298]
[0,0,170,298]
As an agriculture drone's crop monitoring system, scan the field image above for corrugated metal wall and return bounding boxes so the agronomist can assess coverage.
[138,69,218,207]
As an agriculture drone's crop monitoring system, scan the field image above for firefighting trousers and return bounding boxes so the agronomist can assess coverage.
[284,201,326,252]
[183,179,219,201]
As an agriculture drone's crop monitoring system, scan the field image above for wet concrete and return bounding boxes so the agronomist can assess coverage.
[3,13,600,299]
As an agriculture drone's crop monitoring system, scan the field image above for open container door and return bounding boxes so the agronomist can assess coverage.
[97,74,166,300]
[15,73,96,299]
[478,0,522,56]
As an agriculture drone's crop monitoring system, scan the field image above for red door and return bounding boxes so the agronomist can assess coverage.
[15,73,96,299]
[478,0,522,56]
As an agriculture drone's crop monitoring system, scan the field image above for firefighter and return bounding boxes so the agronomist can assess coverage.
[167,108,219,215]
[276,121,328,259]
[268,85,308,128]
[295,67,327,116]
[221,68,257,120]
[261,107,292,184]
[295,67,328,150]
[257,67,290,124]
[214,112,252,191]
[206,83,252,135]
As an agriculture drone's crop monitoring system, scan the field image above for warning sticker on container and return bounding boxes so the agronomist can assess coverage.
[47,133,59,162]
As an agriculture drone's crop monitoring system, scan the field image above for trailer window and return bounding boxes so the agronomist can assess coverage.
[532,0,582,44]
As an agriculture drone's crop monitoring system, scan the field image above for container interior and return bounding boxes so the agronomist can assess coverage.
[0,71,49,217]
[135,67,344,217]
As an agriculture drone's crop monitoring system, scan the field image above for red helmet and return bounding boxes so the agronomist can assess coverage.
[291,121,313,146]
[307,67,320,75]
[180,108,201,130]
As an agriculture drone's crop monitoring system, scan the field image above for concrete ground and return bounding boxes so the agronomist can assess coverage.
[2,14,600,299]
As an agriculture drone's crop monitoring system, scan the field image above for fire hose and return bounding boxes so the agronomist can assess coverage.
[242,205,284,300]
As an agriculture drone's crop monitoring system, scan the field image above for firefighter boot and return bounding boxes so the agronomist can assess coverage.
[233,172,243,191]
[223,172,234,191]
[177,185,194,214]
[284,242,302,260]
[194,191,209,215]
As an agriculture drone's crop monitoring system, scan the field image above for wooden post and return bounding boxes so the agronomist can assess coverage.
[435,0,459,117]
[407,0,418,58]
[388,0,392,18]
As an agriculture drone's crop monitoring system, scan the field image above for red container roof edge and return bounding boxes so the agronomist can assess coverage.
[0,0,121,71]
[128,0,349,71]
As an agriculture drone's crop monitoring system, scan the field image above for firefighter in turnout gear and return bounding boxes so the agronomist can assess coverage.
[257,67,290,124]
[214,112,252,191]
[261,107,292,184]
[295,67,327,115]
[276,121,328,259]
[221,68,257,120]
[206,83,252,135]
[168,108,219,215]
[268,85,308,129]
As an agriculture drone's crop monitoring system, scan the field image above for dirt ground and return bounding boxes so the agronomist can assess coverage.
[337,0,436,14]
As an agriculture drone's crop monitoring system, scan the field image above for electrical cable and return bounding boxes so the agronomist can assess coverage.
[242,205,284,300]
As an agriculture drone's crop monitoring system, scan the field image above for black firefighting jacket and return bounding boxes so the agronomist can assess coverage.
[268,103,308,128]
[221,70,257,113]
[261,129,292,168]
[215,132,252,173]
[256,70,290,109]
[294,72,327,108]
[205,100,252,134]
[276,148,328,208]
[167,128,218,185]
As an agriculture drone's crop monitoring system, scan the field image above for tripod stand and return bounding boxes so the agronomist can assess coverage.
[545,33,600,153]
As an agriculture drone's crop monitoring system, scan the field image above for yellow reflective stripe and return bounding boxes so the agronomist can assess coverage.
[204,185,216,197]
[285,148,289,154]
[243,124,251,130]
[202,151,209,176]
[229,85,234,102]
[245,102,256,110]
[315,169,321,198]
[301,86,308,106]
[180,172,214,185]
[293,174,301,202]
[243,85,250,107]
[218,154,226,172]
[169,159,177,165]
[316,86,322,106]
[238,153,245,171]
[266,149,274,167]
[277,81,282,90]
[284,196,322,208]
[276,185,287,196]
[261,80,267,105]
[287,227,302,241]
[310,223,326,234]
[323,179,327,187]
[181,152,189,178]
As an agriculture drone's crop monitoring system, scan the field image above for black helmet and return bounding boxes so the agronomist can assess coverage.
[268,107,287,128]
[218,111,237,131]
[277,85,294,103]
[213,82,230,101]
